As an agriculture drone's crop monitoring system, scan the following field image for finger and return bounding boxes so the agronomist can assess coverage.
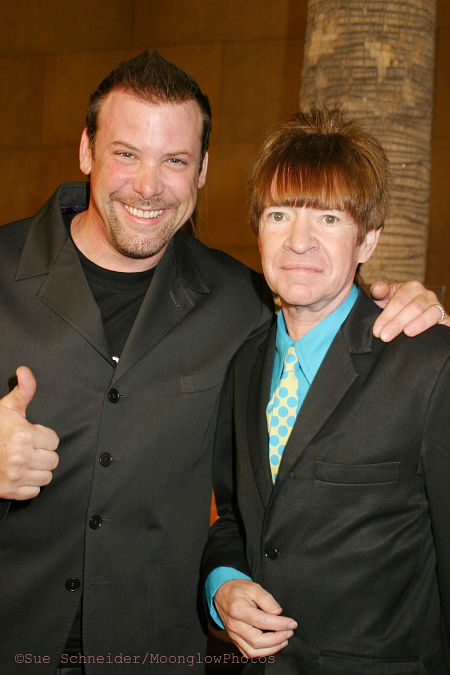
[223,612,295,648]
[0,468,53,500]
[33,424,60,452]
[229,627,290,658]
[249,585,284,616]
[19,469,55,488]
[376,297,445,341]
[29,448,60,472]
[2,485,41,501]
[240,606,297,633]
[0,366,36,417]
[241,625,294,651]
[403,303,450,337]
[373,288,439,341]
[6,424,59,457]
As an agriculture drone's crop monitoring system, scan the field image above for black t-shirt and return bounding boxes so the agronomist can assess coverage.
[77,248,155,361]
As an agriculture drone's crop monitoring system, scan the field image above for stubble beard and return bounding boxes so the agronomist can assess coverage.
[105,197,181,260]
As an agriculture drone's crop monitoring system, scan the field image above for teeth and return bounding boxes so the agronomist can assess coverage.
[124,205,164,219]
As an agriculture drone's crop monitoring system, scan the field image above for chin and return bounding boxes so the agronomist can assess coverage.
[280,286,319,307]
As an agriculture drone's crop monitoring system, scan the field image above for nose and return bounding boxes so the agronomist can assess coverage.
[132,161,163,200]
[285,211,316,253]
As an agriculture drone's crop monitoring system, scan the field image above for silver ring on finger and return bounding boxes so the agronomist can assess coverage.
[434,303,445,324]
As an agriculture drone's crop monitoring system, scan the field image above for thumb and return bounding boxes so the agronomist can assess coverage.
[369,280,392,301]
[1,366,37,417]
[254,587,283,616]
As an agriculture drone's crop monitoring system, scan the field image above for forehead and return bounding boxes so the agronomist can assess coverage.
[96,90,204,150]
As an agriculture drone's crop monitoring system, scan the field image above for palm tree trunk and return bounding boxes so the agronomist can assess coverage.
[300,0,436,283]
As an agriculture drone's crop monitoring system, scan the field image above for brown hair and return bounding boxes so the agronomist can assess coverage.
[86,50,211,163]
[249,108,390,243]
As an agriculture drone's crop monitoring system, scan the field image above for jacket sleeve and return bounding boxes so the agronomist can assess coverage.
[200,361,251,590]
[422,350,450,658]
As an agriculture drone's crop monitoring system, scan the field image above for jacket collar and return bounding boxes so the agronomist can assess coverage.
[16,183,90,279]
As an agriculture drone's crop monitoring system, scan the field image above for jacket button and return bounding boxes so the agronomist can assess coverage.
[99,452,113,467]
[264,546,280,561]
[89,515,103,529]
[65,577,81,592]
[107,388,120,403]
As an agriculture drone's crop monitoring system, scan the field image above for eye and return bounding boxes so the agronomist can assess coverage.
[323,214,338,224]
[117,151,134,160]
[167,157,187,166]
[270,212,285,222]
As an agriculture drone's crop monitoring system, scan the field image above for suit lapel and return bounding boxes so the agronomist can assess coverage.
[275,331,358,483]
[247,324,277,508]
[37,239,111,359]
[112,231,210,382]
[15,186,111,361]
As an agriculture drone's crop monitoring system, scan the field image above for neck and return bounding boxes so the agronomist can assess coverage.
[281,287,354,342]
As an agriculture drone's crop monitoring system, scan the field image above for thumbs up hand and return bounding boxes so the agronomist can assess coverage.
[0,367,60,500]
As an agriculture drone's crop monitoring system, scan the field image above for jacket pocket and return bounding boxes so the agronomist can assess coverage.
[315,460,400,484]
[180,367,227,393]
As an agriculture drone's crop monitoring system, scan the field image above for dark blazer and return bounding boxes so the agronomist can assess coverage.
[203,290,450,674]
[0,183,272,674]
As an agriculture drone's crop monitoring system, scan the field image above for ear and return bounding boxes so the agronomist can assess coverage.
[357,227,381,264]
[197,151,208,189]
[79,128,93,176]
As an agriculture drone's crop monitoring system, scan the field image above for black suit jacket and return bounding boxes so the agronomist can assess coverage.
[203,290,450,674]
[0,183,273,674]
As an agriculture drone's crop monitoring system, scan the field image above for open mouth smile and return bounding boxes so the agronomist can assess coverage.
[123,204,164,219]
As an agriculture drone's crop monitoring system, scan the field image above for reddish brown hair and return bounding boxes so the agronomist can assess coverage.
[249,108,390,243]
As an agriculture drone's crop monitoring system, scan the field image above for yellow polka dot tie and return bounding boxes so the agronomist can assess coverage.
[266,345,299,483]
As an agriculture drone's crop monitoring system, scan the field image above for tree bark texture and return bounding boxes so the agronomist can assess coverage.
[300,0,436,283]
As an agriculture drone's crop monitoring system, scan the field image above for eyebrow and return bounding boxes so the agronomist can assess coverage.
[111,140,141,153]
[111,140,194,158]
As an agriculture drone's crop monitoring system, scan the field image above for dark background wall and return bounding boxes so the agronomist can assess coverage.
[0,0,448,291]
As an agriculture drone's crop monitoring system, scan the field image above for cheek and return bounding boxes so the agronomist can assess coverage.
[333,247,361,280]
[258,240,274,274]
[95,165,130,195]
[326,238,358,265]
[171,170,198,195]
[259,231,281,258]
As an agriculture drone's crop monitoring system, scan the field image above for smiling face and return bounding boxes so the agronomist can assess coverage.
[74,89,208,271]
[258,205,380,337]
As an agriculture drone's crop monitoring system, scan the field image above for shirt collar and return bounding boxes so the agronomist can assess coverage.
[274,285,359,386]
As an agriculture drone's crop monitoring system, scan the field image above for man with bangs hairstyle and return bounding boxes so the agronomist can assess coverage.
[202,109,450,674]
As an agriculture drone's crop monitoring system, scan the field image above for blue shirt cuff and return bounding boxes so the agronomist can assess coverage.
[205,567,252,629]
